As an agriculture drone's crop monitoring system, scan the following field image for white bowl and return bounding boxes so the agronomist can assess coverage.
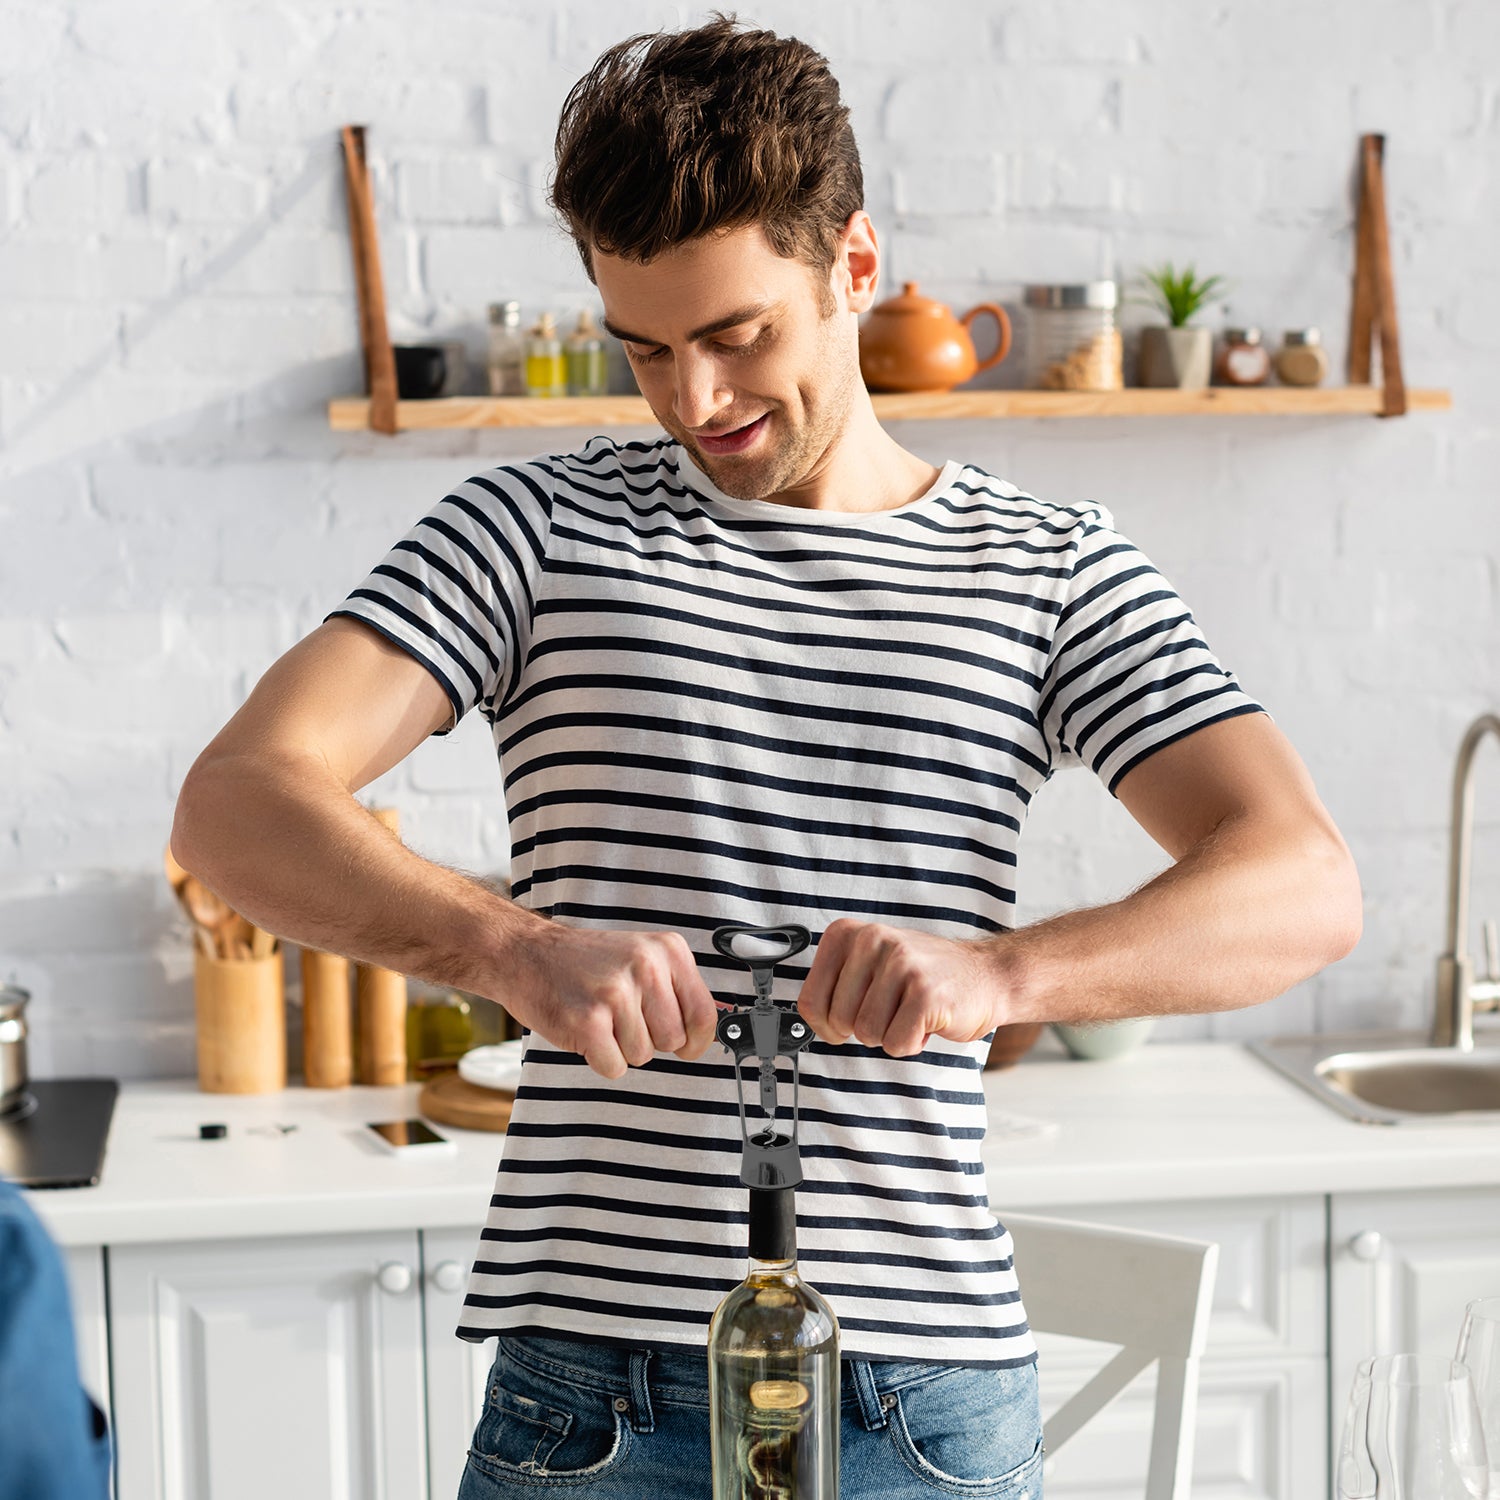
[456,1039,526,1092]
[1051,1017,1157,1062]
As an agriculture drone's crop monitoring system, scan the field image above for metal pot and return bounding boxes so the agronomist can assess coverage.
[1,985,30,1113]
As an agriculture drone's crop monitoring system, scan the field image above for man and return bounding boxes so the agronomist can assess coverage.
[172,15,1361,1498]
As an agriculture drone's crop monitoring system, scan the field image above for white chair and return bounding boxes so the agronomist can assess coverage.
[1004,1211,1219,1500]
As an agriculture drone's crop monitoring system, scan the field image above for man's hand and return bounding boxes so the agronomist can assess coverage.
[797,919,1005,1057]
[507,924,721,1080]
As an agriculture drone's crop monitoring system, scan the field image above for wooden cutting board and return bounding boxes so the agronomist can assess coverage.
[418,1071,514,1132]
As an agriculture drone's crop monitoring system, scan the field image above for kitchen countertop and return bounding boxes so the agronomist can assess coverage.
[27,1037,1500,1248]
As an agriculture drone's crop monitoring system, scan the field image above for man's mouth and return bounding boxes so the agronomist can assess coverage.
[695,413,770,455]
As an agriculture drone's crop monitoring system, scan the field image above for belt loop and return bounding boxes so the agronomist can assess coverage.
[628,1348,656,1433]
[849,1359,889,1432]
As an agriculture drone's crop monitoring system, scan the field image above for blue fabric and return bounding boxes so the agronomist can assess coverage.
[457,1332,1043,1499]
[0,1178,112,1500]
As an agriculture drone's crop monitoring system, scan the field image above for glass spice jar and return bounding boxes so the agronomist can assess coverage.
[1023,282,1123,390]
[1213,327,1271,387]
[1273,328,1329,388]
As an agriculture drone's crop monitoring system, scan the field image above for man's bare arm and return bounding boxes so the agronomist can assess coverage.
[170,616,717,1077]
[991,711,1363,1025]
[170,617,528,993]
[799,713,1363,1052]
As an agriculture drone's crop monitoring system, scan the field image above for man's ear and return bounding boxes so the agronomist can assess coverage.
[834,210,880,316]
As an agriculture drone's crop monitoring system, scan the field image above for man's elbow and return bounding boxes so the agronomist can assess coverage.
[170,749,235,883]
[1309,828,1363,969]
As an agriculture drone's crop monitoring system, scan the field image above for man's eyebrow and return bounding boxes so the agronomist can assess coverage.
[600,301,784,347]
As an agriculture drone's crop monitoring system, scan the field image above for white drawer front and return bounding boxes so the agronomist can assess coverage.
[1038,1354,1326,1500]
[1008,1195,1326,1356]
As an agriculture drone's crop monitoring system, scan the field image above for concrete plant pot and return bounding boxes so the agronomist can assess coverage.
[1138,326,1211,389]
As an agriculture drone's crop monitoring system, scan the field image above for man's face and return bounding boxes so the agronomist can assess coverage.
[592,223,861,502]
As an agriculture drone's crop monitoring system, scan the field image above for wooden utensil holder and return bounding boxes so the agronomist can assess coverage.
[357,805,410,1086]
[357,963,409,1085]
[301,948,353,1089]
[194,949,287,1094]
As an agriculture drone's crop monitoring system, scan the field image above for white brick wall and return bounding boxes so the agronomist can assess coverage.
[1,0,1495,1078]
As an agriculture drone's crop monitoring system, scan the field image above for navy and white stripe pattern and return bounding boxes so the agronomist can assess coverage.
[328,434,1262,1367]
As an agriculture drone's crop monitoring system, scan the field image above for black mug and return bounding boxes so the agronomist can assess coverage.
[393,344,447,400]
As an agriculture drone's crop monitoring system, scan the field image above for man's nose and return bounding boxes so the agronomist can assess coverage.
[671,350,734,431]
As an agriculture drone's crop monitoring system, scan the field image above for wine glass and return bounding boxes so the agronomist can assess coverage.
[1457,1298,1500,1492]
[1337,1354,1490,1499]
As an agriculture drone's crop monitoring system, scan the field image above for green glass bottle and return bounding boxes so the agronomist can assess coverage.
[565,308,609,395]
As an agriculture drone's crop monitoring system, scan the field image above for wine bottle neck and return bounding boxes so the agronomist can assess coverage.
[747,1186,796,1262]
[748,1254,798,1276]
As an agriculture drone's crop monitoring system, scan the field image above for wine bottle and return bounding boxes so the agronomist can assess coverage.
[709,1183,839,1499]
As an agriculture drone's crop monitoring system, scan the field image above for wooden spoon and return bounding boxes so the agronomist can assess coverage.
[181,875,238,960]
[167,844,218,956]
[167,843,275,961]
[228,913,278,961]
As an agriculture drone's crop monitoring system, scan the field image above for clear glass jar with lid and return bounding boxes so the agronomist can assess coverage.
[486,300,526,396]
[1023,282,1122,390]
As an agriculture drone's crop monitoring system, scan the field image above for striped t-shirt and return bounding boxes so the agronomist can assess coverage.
[328,433,1262,1367]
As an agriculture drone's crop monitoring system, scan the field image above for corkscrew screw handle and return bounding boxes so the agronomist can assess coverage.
[712,923,810,1002]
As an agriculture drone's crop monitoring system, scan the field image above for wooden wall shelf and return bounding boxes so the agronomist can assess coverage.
[327,385,1452,432]
[335,130,1443,434]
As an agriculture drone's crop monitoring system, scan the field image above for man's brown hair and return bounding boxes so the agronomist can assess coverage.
[548,11,863,302]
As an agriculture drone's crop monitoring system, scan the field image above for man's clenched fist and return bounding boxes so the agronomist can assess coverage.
[507,924,720,1079]
[797,919,1008,1057]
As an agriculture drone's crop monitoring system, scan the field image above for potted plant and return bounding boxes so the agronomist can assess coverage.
[1133,263,1227,390]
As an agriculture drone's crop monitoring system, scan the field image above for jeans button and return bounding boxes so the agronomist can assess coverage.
[613,1396,630,1413]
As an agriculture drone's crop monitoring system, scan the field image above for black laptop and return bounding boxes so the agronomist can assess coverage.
[0,1079,118,1189]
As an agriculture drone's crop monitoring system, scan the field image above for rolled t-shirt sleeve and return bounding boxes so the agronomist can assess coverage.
[1037,505,1264,795]
[324,459,555,736]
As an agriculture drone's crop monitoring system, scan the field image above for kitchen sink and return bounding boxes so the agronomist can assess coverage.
[1252,715,1500,1126]
[1247,1031,1500,1125]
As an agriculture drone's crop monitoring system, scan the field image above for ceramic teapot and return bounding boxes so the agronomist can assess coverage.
[859,281,1012,393]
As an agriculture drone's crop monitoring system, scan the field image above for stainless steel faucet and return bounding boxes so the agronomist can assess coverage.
[1433,712,1500,1050]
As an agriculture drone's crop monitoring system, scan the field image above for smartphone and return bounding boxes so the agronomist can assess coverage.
[366,1118,455,1156]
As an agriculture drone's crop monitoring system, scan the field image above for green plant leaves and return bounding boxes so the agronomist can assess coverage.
[1132,262,1229,328]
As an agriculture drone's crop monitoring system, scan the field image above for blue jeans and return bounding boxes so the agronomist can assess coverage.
[0,1180,112,1500]
[457,1332,1043,1499]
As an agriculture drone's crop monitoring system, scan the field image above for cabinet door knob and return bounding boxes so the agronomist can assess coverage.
[431,1259,466,1294]
[377,1260,414,1294]
[1349,1229,1385,1262]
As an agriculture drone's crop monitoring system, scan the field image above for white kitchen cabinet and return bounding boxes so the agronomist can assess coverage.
[1021,1195,1328,1499]
[421,1225,492,1500]
[108,1229,429,1500]
[61,1244,114,1499]
[1037,1357,1325,1500]
[75,1186,1500,1500]
[1330,1186,1500,1462]
[33,1056,1500,1500]
[60,1244,111,1428]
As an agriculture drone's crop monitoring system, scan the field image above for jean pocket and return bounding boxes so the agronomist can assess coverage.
[886,1364,1044,1497]
[468,1347,631,1486]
